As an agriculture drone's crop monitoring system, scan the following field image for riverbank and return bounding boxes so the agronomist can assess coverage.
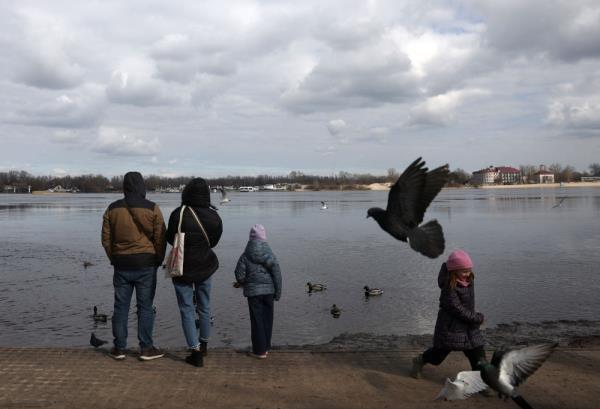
[1,346,597,409]
[1,321,599,408]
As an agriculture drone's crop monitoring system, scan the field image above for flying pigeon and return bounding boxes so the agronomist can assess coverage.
[219,187,231,204]
[552,197,565,208]
[367,157,449,258]
[90,332,108,348]
[435,371,488,401]
[479,343,557,409]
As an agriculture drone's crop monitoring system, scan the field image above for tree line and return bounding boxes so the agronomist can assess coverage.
[1,163,599,193]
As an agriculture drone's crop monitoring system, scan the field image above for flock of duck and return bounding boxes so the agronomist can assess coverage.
[304,282,384,319]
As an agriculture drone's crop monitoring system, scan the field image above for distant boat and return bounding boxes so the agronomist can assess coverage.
[239,186,257,192]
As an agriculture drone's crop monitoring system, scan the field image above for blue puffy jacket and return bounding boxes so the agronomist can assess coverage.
[234,239,282,300]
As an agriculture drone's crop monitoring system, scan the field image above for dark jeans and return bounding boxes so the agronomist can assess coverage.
[112,266,157,350]
[422,346,486,370]
[247,294,274,355]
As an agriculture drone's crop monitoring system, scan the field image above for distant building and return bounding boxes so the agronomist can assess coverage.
[471,166,521,185]
[531,165,555,184]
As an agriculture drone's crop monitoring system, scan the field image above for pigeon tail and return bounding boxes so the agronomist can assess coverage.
[408,219,445,258]
[511,395,534,409]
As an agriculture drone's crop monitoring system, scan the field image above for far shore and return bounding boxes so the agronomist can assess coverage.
[17,181,600,195]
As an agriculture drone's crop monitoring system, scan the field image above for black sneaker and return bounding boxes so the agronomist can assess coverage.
[199,341,208,357]
[109,347,126,360]
[139,346,165,361]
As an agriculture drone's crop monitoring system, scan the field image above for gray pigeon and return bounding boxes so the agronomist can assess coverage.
[367,157,449,258]
[478,343,557,409]
[435,370,488,401]
[90,332,107,348]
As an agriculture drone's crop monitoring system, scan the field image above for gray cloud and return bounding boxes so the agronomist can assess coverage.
[1,0,599,176]
[11,87,105,128]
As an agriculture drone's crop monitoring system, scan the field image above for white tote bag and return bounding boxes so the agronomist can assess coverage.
[166,206,186,278]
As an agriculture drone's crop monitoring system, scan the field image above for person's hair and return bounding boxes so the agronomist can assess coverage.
[449,269,474,289]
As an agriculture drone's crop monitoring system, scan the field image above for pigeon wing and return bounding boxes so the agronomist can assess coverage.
[387,158,427,226]
[499,343,557,387]
[435,379,459,401]
[455,371,488,397]
[413,164,449,224]
[220,187,227,199]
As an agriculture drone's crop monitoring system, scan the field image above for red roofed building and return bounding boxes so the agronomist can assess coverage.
[531,165,555,184]
[471,166,521,185]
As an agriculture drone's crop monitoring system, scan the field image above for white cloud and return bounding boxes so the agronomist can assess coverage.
[52,168,68,176]
[92,127,161,156]
[106,58,181,106]
[408,88,490,126]
[547,100,600,130]
[327,119,347,136]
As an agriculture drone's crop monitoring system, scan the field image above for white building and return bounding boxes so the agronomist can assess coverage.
[531,165,555,183]
[471,166,521,185]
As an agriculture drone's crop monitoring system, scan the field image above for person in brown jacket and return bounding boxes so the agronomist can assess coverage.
[101,171,166,361]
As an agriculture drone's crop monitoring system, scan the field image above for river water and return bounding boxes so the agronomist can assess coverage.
[1,187,599,348]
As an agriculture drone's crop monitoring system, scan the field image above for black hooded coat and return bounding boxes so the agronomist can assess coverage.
[433,263,485,350]
[166,178,223,284]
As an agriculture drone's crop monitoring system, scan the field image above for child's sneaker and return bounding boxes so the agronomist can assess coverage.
[139,346,165,361]
[109,347,126,360]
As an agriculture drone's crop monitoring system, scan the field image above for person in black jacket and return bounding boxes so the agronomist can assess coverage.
[166,178,222,366]
[411,249,486,378]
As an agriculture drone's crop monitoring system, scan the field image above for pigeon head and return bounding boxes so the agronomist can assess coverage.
[367,207,385,220]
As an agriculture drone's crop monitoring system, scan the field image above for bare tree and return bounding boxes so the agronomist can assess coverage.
[549,163,563,182]
[589,163,600,176]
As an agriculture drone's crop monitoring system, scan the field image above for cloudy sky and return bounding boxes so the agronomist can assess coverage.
[1,0,599,177]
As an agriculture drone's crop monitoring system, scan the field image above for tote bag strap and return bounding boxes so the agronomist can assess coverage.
[186,206,211,247]
[177,206,185,233]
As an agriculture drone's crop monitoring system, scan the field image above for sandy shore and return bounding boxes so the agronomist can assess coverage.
[1,320,599,409]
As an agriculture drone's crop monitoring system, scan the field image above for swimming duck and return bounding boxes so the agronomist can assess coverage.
[330,304,341,318]
[93,306,108,323]
[364,286,384,296]
[320,201,328,210]
[307,282,327,292]
[83,261,93,268]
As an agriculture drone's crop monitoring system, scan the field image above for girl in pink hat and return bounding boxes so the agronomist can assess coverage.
[411,249,487,378]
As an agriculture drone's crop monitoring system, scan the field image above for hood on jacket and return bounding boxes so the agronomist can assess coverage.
[437,262,449,289]
[182,178,211,208]
[123,172,146,205]
[244,239,271,265]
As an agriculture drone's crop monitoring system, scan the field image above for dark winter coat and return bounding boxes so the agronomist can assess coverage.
[166,179,223,284]
[234,239,282,300]
[433,263,485,350]
[102,172,166,269]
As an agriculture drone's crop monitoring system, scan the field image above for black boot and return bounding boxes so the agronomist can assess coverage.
[185,350,203,367]
[199,342,208,357]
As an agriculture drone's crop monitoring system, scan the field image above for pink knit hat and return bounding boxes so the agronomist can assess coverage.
[446,249,473,271]
[249,224,267,241]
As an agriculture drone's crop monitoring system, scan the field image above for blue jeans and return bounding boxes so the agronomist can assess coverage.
[112,267,157,350]
[248,294,274,355]
[173,278,212,349]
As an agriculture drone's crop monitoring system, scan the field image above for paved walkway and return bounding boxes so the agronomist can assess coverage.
[0,347,599,409]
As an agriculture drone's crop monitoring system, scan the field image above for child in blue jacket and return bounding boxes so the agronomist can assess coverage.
[235,224,282,358]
